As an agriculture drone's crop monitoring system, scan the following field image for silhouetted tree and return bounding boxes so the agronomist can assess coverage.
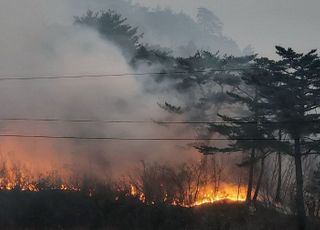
[242,46,320,230]
[275,131,283,202]
[306,163,320,217]
[196,85,281,203]
[154,51,254,120]
[74,10,143,56]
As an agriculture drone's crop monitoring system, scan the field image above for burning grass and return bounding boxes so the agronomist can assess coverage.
[0,160,81,192]
[0,153,246,207]
[0,158,319,230]
[129,182,246,207]
[0,155,247,207]
[126,159,247,207]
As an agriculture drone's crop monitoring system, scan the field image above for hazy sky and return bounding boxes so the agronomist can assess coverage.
[133,0,320,57]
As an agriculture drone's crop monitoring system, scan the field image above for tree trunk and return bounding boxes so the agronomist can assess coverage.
[246,148,255,202]
[275,131,282,202]
[275,152,282,202]
[294,138,306,230]
[253,156,265,203]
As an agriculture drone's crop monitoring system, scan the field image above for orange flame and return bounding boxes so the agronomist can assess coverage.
[0,161,81,192]
[129,182,246,207]
[184,183,246,207]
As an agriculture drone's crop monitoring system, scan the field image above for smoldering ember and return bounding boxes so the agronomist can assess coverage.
[0,1,320,230]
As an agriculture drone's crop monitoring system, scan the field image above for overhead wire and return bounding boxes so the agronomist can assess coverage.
[0,117,318,125]
[0,68,316,142]
[0,68,256,81]
[0,134,295,141]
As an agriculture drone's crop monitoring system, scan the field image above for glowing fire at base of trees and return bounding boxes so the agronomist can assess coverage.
[0,167,246,208]
[0,155,247,207]
[185,184,246,207]
[130,183,246,207]
[0,161,82,192]
[0,176,81,192]
[0,178,247,207]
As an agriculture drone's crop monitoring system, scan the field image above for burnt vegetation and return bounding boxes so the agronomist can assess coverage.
[1,190,315,230]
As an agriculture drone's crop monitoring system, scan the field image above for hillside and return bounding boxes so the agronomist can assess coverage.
[0,190,318,230]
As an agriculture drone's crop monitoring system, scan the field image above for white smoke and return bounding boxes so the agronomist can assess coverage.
[0,0,200,179]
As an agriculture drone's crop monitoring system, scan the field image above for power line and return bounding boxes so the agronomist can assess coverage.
[0,118,210,124]
[0,118,235,124]
[0,134,295,141]
[0,117,319,125]
[0,68,254,81]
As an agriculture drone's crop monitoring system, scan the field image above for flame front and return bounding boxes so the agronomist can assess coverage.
[0,160,81,192]
[0,150,247,207]
[0,164,247,207]
[130,182,246,207]
[185,183,246,207]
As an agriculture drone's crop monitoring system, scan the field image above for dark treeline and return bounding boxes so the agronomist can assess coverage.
[73,0,244,56]
[75,9,320,230]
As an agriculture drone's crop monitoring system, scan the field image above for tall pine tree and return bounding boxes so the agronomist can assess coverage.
[255,47,320,230]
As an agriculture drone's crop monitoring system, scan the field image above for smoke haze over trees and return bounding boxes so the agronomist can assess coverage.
[1,1,320,230]
[68,0,243,56]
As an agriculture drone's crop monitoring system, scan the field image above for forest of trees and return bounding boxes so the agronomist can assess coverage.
[72,0,244,56]
[73,9,320,230]
[1,0,320,229]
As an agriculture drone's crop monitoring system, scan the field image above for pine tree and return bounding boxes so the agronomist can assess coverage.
[74,10,142,56]
[245,46,320,230]
[306,163,320,217]
[196,79,283,203]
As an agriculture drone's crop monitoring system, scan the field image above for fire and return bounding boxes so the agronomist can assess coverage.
[0,147,247,207]
[0,167,39,192]
[0,159,247,207]
[130,184,145,202]
[129,182,246,207]
[0,159,82,192]
[185,183,246,207]
[0,172,81,192]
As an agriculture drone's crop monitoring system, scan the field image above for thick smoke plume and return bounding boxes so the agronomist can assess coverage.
[0,0,202,180]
